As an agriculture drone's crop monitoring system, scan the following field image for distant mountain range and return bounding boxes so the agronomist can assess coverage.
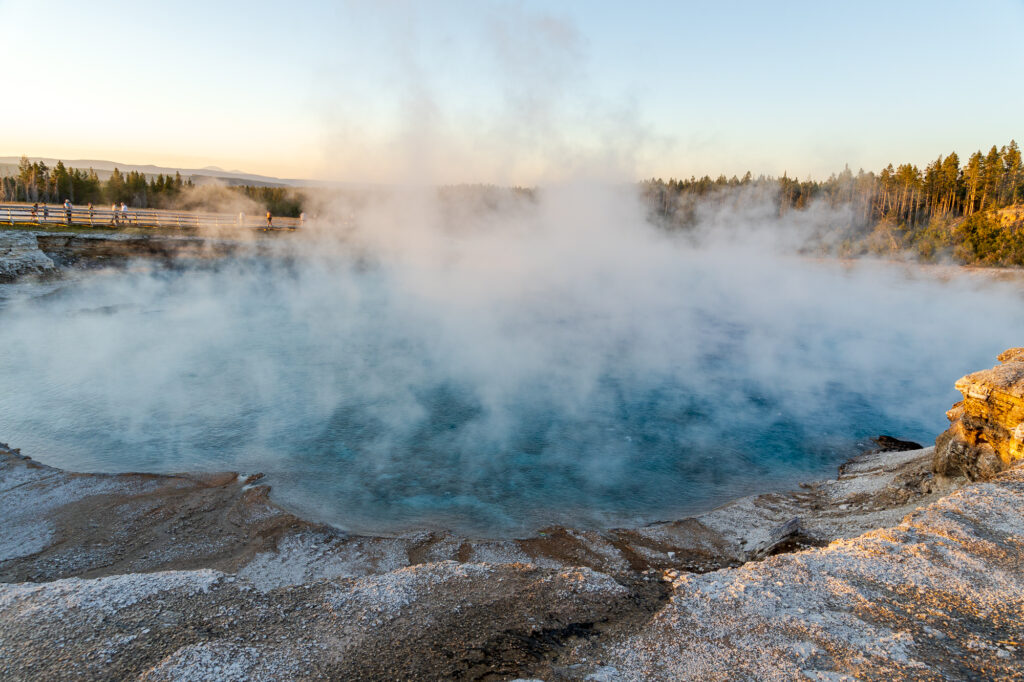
[0,157,316,188]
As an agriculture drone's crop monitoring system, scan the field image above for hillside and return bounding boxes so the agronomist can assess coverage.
[0,157,302,188]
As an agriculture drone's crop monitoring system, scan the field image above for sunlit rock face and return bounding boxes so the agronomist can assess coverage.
[935,348,1024,479]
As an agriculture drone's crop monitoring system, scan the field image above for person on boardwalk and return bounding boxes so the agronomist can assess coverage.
[265,211,272,229]
[64,199,72,225]
[42,204,49,223]
[87,203,94,226]
[31,203,38,222]
[110,203,118,226]
[299,211,305,227]
[120,202,128,226]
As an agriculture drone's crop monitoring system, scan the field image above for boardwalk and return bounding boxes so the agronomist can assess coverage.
[0,202,301,231]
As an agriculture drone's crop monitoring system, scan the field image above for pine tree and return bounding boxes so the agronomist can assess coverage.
[53,161,72,202]
[939,152,960,216]
[979,145,1003,211]
[963,152,983,216]
[1001,140,1022,204]
[106,168,126,204]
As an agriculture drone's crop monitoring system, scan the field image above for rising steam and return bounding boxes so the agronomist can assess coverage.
[1,4,1022,536]
[0,185,1021,535]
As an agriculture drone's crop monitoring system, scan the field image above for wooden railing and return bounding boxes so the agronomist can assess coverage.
[0,202,302,231]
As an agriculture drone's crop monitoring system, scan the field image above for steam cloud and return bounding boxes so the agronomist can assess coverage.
[0,186,1022,535]
[1,5,1022,536]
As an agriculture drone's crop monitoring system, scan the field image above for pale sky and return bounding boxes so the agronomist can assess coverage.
[1,0,1022,184]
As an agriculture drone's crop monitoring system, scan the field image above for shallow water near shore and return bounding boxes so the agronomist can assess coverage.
[0,250,1022,537]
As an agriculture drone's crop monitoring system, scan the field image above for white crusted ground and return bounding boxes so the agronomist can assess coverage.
[588,468,1024,680]
[0,453,152,564]
[238,531,411,591]
[0,559,635,680]
[0,570,222,618]
[2,446,1020,679]
[139,640,313,682]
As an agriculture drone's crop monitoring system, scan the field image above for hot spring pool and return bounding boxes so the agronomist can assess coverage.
[0,249,1021,537]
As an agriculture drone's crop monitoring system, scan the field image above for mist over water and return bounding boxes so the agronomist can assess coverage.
[1,187,1022,536]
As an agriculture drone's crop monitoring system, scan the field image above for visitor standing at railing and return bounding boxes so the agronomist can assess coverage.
[64,199,72,225]
[110,203,118,226]
[88,203,94,226]
[120,202,128,226]
[42,204,49,223]
[31,203,38,222]
[266,211,272,229]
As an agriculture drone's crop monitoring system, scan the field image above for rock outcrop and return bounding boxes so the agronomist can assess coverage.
[1,230,247,283]
[0,231,56,282]
[35,233,244,267]
[934,348,1024,479]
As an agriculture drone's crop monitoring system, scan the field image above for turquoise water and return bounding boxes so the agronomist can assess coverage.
[0,254,1020,536]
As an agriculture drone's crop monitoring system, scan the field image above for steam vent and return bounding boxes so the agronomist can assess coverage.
[934,347,1024,479]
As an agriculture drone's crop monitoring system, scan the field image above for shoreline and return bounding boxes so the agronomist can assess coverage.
[3,232,1024,678]
[4,227,1024,287]
[0,439,960,584]
[3,440,1023,680]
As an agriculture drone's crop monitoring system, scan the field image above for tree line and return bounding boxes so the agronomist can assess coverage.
[0,156,302,217]
[5,146,1023,263]
[642,139,1024,265]
[1,156,194,208]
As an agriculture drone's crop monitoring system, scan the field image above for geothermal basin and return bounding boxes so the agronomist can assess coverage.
[1,222,1023,537]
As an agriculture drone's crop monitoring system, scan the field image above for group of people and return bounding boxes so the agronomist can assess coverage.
[29,202,50,223]
[23,202,299,229]
[27,200,128,226]
[109,202,130,226]
[28,200,75,225]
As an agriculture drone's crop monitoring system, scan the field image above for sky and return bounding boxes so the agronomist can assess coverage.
[1,0,1022,184]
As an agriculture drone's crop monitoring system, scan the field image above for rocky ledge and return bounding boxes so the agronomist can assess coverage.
[1,352,1023,679]
[0,439,958,587]
[0,232,57,282]
[934,347,1024,479]
[0,229,257,282]
[34,233,245,268]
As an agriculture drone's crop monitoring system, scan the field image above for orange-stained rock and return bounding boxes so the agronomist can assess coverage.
[934,349,1024,478]
[996,347,1024,363]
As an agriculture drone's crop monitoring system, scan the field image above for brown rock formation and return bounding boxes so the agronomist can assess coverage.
[35,233,243,267]
[934,347,1024,479]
